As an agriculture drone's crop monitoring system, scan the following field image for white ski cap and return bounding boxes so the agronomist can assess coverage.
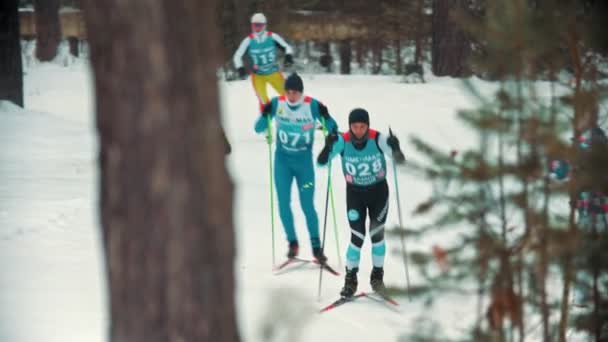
[251,13,267,24]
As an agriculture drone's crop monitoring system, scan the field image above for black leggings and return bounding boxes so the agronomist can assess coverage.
[346,180,389,248]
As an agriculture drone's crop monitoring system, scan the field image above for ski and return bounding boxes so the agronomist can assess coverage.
[365,291,401,312]
[312,259,341,276]
[274,258,341,276]
[319,292,367,313]
[273,257,312,274]
[371,291,399,307]
[320,291,400,313]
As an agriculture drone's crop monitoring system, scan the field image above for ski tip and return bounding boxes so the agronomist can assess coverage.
[319,306,332,313]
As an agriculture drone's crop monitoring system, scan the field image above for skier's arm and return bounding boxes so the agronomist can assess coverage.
[270,32,294,55]
[254,99,277,133]
[317,134,345,167]
[233,37,250,69]
[311,99,338,132]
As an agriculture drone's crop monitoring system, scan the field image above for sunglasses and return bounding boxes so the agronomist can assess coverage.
[252,23,266,27]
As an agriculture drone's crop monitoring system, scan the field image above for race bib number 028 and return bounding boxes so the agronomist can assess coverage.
[344,159,383,176]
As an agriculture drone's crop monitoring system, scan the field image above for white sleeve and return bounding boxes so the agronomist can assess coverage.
[377,133,394,158]
[233,37,251,69]
[270,32,294,55]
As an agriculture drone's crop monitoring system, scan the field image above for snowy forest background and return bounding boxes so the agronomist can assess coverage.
[1,0,608,341]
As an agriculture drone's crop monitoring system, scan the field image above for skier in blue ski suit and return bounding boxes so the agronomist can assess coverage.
[317,108,405,297]
[254,73,338,262]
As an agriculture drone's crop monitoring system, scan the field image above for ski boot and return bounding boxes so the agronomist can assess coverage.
[370,267,386,293]
[312,247,327,264]
[340,267,358,298]
[287,241,299,259]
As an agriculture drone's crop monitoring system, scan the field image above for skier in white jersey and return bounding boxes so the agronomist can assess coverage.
[233,12,294,111]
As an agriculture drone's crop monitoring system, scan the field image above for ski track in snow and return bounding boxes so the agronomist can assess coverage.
[1,62,565,341]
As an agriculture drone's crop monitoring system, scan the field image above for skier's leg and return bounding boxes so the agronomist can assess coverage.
[341,186,366,297]
[368,181,389,269]
[345,186,367,271]
[267,71,286,96]
[294,154,320,249]
[367,181,389,292]
[274,153,297,245]
[251,73,270,111]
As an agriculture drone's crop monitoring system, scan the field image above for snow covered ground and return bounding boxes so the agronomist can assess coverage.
[1,61,501,341]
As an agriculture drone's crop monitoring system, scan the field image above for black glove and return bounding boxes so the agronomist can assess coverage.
[237,67,247,79]
[387,129,406,165]
[325,130,339,146]
[393,149,406,164]
[284,54,294,68]
[261,102,273,118]
[317,131,338,165]
[318,103,330,119]
[317,147,331,165]
[387,134,400,151]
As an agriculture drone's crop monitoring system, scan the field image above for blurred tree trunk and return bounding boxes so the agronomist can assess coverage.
[34,0,61,61]
[431,0,470,77]
[516,88,528,342]
[319,41,332,72]
[68,36,79,57]
[339,39,351,74]
[538,83,556,342]
[304,40,311,61]
[559,28,585,342]
[392,0,402,74]
[355,39,364,67]
[233,0,249,40]
[81,1,239,341]
[591,217,601,341]
[394,39,402,75]
[0,0,23,107]
[372,40,382,74]
[414,0,424,65]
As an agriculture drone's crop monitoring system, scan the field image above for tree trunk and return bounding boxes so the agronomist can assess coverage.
[372,40,382,75]
[394,39,402,75]
[34,0,61,61]
[539,77,558,342]
[319,41,332,73]
[591,216,601,341]
[559,31,585,342]
[414,0,424,65]
[339,39,351,74]
[0,0,23,107]
[431,0,471,77]
[68,36,79,57]
[81,1,239,341]
[233,0,250,40]
[304,40,311,60]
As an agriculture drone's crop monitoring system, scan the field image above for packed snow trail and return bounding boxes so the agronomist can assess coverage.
[1,63,488,341]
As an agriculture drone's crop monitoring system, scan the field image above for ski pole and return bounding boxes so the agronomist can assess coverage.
[328,181,342,267]
[267,115,276,266]
[317,158,332,301]
[389,127,412,301]
[321,117,342,267]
